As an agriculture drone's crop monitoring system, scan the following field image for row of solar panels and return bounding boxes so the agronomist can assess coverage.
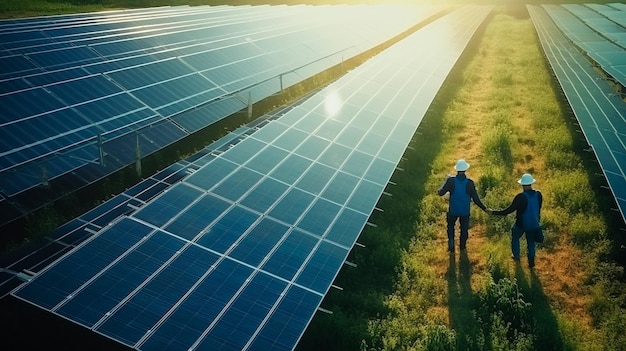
[0,103,288,298]
[0,4,444,227]
[10,5,493,351]
[528,4,626,224]
[545,3,626,86]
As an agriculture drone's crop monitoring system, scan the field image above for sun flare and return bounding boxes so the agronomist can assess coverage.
[323,90,343,118]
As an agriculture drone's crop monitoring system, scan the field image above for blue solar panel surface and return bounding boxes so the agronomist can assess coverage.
[0,4,444,227]
[12,5,492,351]
[529,4,626,223]
[543,3,626,86]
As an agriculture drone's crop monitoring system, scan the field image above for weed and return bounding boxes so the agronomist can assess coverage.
[545,150,581,170]
[570,213,607,245]
[549,170,598,214]
[494,70,514,88]
[482,125,514,171]
[442,109,467,134]
[478,277,534,343]
[420,324,456,351]
[477,173,500,197]
[486,253,509,282]
[600,307,626,351]
[24,204,66,243]
[476,312,534,351]
[538,125,573,152]
[491,111,513,129]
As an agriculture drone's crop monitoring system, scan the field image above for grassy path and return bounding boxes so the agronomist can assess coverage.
[361,6,623,351]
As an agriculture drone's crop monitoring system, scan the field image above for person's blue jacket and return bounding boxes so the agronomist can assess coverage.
[437,173,488,215]
[492,189,543,229]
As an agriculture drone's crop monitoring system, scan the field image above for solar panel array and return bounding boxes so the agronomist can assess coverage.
[528,4,626,223]
[0,108,291,299]
[11,5,492,351]
[544,3,626,86]
[0,4,445,227]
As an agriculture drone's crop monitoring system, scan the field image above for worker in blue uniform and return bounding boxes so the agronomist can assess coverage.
[491,173,543,268]
[437,159,489,253]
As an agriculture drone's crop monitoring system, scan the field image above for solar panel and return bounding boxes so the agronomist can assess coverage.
[543,4,626,86]
[0,4,446,227]
[563,4,626,48]
[530,4,626,223]
[11,5,492,350]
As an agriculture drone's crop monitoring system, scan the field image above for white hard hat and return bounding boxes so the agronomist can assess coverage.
[518,173,536,185]
[454,159,470,171]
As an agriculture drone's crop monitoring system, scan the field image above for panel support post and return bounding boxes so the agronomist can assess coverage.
[98,133,105,167]
[247,91,253,119]
[41,165,48,187]
[135,132,142,177]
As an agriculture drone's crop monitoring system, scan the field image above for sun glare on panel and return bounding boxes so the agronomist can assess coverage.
[323,90,343,118]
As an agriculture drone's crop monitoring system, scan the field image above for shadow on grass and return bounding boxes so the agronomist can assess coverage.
[514,264,572,351]
[448,253,571,351]
[448,250,483,349]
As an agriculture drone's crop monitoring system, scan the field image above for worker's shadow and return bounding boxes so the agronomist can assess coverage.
[447,250,479,346]
[514,263,571,350]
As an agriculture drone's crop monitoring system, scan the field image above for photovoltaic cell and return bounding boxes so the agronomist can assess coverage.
[261,229,319,281]
[321,171,359,205]
[96,244,220,345]
[240,177,289,213]
[133,183,204,227]
[164,194,231,240]
[269,188,316,226]
[325,208,368,248]
[14,217,153,309]
[295,241,348,292]
[56,231,185,326]
[247,286,322,350]
[195,205,260,253]
[194,273,287,351]
[228,217,290,266]
[212,168,264,202]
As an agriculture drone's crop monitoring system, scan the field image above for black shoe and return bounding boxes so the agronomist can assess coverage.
[460,244,466,251]
[448,247,455,253]
[511,255,520,262]
[528,259,535,268]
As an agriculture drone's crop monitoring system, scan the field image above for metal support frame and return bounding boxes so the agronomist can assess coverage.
[135,132,142,177]
[98,133,105,167]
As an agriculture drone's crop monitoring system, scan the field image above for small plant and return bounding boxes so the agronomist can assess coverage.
[494,70,514,88]
[544,150,580,170]
[420,324,456,351]
[478,277,534,339]
[486,254,509,284]
[482,125,514,171]
[477,173,499,197]
[600,307,626,351]
[549,170,598,214]
[569,213,607,245]
[480,312,535,351]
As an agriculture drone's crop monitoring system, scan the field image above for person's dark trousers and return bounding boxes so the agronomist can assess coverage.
[511,225,536,267]
[447,213,470,251]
